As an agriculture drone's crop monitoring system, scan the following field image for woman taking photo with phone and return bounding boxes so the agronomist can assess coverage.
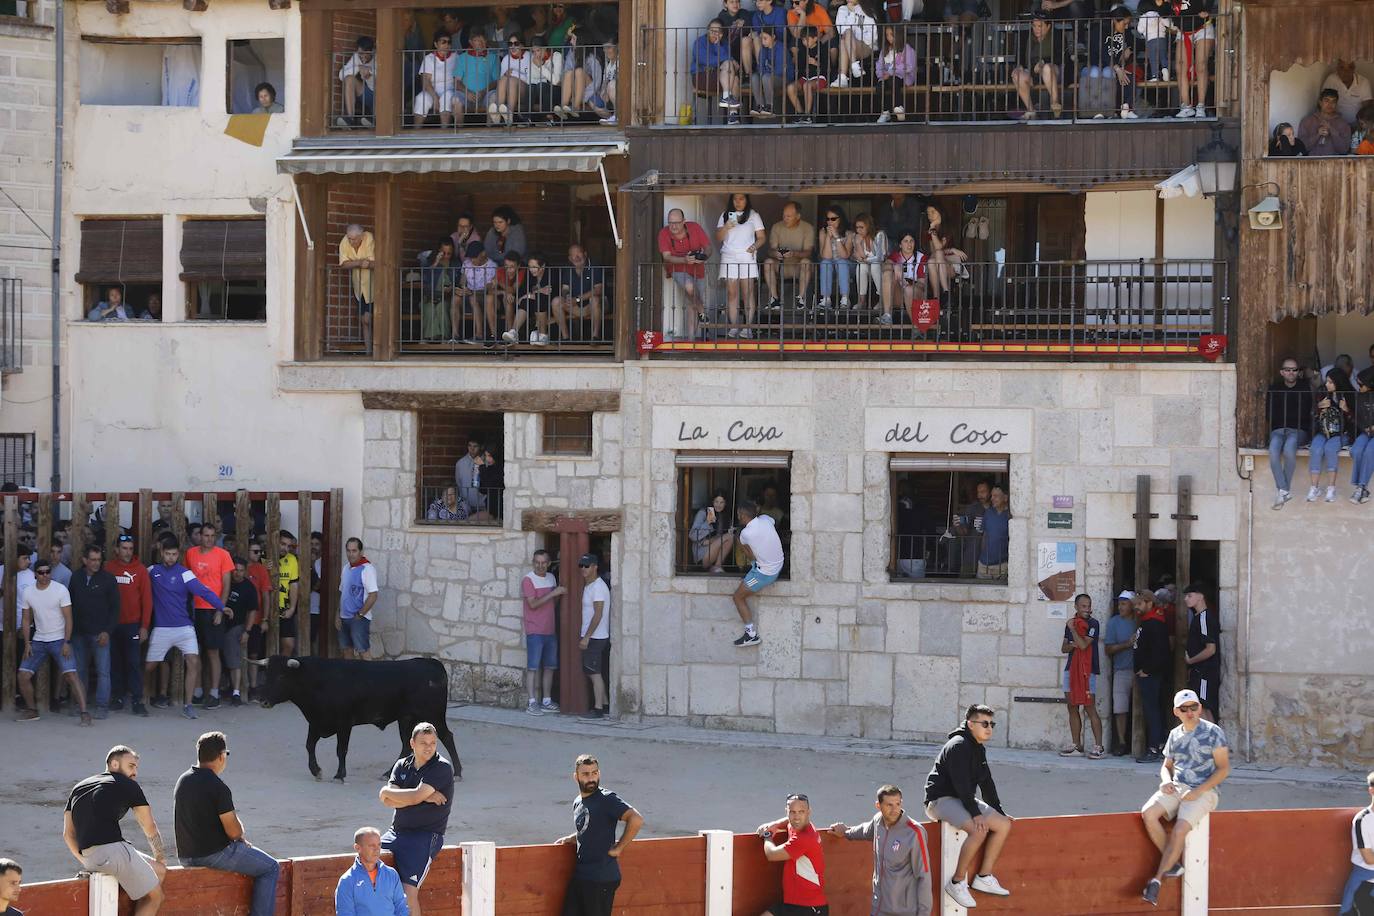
[716,192,766,340]
[689,491,735,573]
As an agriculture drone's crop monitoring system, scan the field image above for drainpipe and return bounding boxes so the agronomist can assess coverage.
[49,0,65,491]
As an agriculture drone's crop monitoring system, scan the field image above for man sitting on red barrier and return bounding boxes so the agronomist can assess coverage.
[829,784,932,916]
[758,793,828,916]
[1140,688,1230,906]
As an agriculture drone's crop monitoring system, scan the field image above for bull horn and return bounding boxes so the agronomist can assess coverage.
[287,658,300,669]
[248,658,268,668]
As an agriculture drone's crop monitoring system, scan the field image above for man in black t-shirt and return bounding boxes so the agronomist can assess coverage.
[174,731,280,916]
[62,745,166,914]
[554,754,644,916]
[1183,583,1222,723]
[220,560,258,707]
[379,721,455,916]
[0,858,23,916]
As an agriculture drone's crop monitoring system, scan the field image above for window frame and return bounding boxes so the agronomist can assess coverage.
[226,37,286,115]
[0,433,36,487]
[674,452,791,578]
[413,409,506,529]
[887,454,1011,586]
[540,412,594,457]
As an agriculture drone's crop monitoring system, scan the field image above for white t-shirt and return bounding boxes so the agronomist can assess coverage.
[501,53,532,82]
[420,52,459,95]
[1352,807,1374,869]
[716,210,765,265]
[22,581,73,642]
[1323,71,1374,126]
[338,51,376,89]
[833,4,877,47]
[580,576,611,640]
[739,515,785,576]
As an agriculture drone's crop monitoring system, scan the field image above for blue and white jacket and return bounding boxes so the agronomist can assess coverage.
[334,857,408,916]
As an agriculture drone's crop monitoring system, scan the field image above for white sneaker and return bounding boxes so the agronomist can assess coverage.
[530,331,550,346]
[1194,106,1208,118]
[819,296,832,309]
[740,327,753,339]
[839,296,851,308]
[333,116,350,128]
[501,329,519,344]
[526,700,543,716]
[832,74,850,88]
[1272,490,1287,510]
[1093,113,1107,120]
[1350,488,1364,504]
[876,111,892,124]
[1122,105,1139,119]
[1160,67,1170,82]
[1325,485,1337,502]
[850,60,864,78]
[971,874,1011,896]
[892,105,906,121]
[946,880,978,908]
[1176,106,1195,118]
[599,114,617,125]
[1306,485,1320,502]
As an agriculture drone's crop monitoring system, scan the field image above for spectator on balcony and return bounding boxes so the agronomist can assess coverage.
[504,253,554,346]
[484,206,528,265]
[1268,122,1308,157]
[339,224,375,355]
[493,35,532,125]
[660,209,712,339]
[524,5,549,45]
[763,201,815,311]
[439,9,467,49]
[461,241,500,347]
[977,486,1010,581]
[749,26,792,118]
[874,25,916,123]
[816,205,853,310]
[426,485,471,522]
[718,0,754,76]
[1097,6,1141,119]
[716,192,766,339]
[450,212,481,255]
[1323,353,1356,383]
[1323,58,1372,127]
[1355,103,1374,155]
[548,2,577,48]
[521,41,565,125]
[885,232,929,329]
[452,33,501,123]
[923,204,966,303]
[944,0,984,25]
[879,193,922,243]
[337,35,376,129]
[592,41,619,124]
[556,33,612,121]
[252,82,283,114]
[484,5,522,51]
[787,0,834,46]
[1035,0,1090,21]
[851,213,889,320]
[1172,0,1215,118]
[415,31,461,126]
[402,11,424,102]
[788,26,834,125]
[495,252,527,340]
[1306,367,1354,504]
[692,19,744,113]
[416,239,458,342]
[748,0,789,82]
[832,0,878,88]
[139,293,162,321]
[1350,369,1374,504]
[455,438,492,514]
[1299,88,1354,156]
[552,244,604,342]
[1014,13,1066,120]
[690,491,735,573]
[87,286,133,321]
[1136,0,1171,82]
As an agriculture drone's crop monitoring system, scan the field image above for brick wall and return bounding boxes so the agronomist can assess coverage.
[397,180,574,262]
[416,409,504,496]
[326,184,377,250]
[332,10,375,59]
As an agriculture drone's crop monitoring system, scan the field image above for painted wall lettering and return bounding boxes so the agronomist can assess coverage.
[864,407,1032,454]
[884,422,930,444]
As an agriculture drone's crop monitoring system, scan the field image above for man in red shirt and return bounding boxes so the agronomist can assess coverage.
[185,521,234,708]
[106,534,153,716]
[658,208,712,340]
[758,793,828,915]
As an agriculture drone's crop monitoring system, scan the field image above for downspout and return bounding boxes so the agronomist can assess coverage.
[49,0,65,491]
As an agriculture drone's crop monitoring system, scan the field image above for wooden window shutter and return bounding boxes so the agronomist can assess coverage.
[180,218,267,282]
[75,219,163,283]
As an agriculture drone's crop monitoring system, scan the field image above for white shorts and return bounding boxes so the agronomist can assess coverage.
[145,625,199,663]
[719,260,759,280]
[1189,24,1215,41]
[413,88,456,116]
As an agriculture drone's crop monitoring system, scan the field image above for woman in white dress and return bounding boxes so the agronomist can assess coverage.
[715,192,766,339]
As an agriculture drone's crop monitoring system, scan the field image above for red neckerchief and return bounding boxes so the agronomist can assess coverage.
[434,50,452,61]
[1141,606,1166,624]
[350,555,370,568]
[468,49,488,58]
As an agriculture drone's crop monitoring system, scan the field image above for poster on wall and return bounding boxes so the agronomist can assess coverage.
[1036,541,1077,601]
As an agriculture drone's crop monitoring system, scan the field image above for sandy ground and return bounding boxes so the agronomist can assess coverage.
[1,701,1352,881]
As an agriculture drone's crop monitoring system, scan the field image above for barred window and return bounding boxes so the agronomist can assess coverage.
[415,410,504,526]
[0,433,36,487]
[675,452,790,577]
[542,413,594,456]
[889,455,1010,584]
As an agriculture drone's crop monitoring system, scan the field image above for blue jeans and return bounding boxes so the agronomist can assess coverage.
[1308,433,1345,474]
[1341,863,1374,913]
[819,258,851,299]
[1268,428,1308,491]
[71,633,111,709]
[1352,433,1374,487]
[182,840,280,916]
[109,622,144,704]
[1145,37,1169,79]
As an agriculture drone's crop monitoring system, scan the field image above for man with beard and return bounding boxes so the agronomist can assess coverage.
[554,754,644,916]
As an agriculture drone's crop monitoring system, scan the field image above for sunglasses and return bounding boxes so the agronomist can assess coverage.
[578,563,593,568]
[1178,703,1201,712]
[1281,367,1299,372]
[826,216,840,221]
[970,720,996,729]
[786,793,809,802]
[35,569,51,575]
[118,534,134,543]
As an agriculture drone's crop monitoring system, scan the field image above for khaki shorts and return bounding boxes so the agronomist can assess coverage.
[976,561,1007,579]
[1143,785,1218,828]
[1112,668,1133,709]
[925,795,992,829]
[81,841,160,900]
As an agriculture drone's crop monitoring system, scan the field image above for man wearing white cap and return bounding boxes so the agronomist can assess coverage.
[1140,688,1230,906]
[1103,591,1137,756]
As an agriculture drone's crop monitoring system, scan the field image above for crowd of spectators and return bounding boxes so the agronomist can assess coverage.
[1270,59,1374,157]
[1265,352,1374,507]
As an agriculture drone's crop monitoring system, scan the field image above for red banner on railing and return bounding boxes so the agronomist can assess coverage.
[637,330,663,353]
[1199,334,1227,361]
[912,299,940,331]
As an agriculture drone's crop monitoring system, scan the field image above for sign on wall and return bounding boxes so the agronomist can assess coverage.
[651,406,815,451]
[864,407,1033,454]
[1036,541,1077,601]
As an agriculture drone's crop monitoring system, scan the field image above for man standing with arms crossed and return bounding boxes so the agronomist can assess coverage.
[338,538,379,661]
[577,554,611,720]
[829,784,932,916]
[732,499,784,648]
[522,549,565,715]
[63,745,166,915]
[1140,689,1230,906]
[107,534,152,716]
[1059,593,1105,759]
[379,722,455,916]
[187,522,234,708]
[555,754,644,916]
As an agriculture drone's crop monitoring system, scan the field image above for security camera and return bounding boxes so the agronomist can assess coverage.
[1248,196,1283,230]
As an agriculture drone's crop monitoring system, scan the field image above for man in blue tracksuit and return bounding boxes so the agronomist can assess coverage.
[144,540,225,720]
[335,826,408,916]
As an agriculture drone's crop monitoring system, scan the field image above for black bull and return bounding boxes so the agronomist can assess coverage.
[252,655,462,782]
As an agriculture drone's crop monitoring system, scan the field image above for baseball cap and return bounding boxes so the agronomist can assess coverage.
[1173,689,1201,708]
[1116,590,1135,600]
[578,553,599,568]
[1182,582,1206,596]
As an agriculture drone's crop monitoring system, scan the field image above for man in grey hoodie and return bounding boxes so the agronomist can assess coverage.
[829,784,932,916]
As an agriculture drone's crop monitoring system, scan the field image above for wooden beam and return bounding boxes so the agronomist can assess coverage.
[266,494,282,657]
[299,8,330,137]
[1173,476,1193,697]
[556,518,591,715]
[171,493,188,550]
[104,492,121,557]
[520,509,623,534]
[137,490,154,561]
[235,490,253,564]
[298,491,315,657]
[2,496,16,712]
[374,9,398,137]
[372,177,399,360]
[325,489,345,660]
[361,390,620,413]
[1131,475,1151,757]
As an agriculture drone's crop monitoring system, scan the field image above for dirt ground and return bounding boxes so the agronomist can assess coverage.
[1,702,1351,882]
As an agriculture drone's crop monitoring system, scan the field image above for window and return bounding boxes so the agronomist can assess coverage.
[675,453,790,577]
[181,219,267,321]
[0,433,35,487]
[79,38,202,107]
[76,219,163,320]
[890,455,1010,584]
[415,410,505,526]
[228,38,286,114]
[0,0,34,21]
[1266,61,1374,156]
[542,413,593,456]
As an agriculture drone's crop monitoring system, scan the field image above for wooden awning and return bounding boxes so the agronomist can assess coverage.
[1244,3,1374,71]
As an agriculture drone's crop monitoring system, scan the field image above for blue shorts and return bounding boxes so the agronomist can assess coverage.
[339,615,371,651]
[20,638,78,675]
[1062,669,1098,696]
[526,634,558,670]
[382,829,443,888]
[742,564,780,593]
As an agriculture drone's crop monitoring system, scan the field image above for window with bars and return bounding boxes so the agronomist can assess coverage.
[415,410,505,526]
[0,433,36,488]
[181,219,268,321]
[675,453,790,577]
[889,454,1010,584]
[0,0,35,21]
[541,413,594,456]
[77,219,163,320]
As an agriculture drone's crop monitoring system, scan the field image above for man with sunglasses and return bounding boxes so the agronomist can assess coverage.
[1140,688,1230,906]
[16,559,91,724]
[107,535,152,716]
[758,792,828,916]
[923,704,1013,908]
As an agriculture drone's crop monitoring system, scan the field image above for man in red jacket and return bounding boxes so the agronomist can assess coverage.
[106,534,153,716]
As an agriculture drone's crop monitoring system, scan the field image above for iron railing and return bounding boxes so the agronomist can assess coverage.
[891,533,1007,583]
[635,258,1228,359]
[416,484,503,526]
[0,278,22,371]
[638,13,1233,127]
[331,50,378,130]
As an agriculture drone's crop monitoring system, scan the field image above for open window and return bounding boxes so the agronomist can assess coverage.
[0,0,35,21]
[80,38,202,107]
[416,410,505,526]
[1266,61,1374,156]
[889,454,1010,584]
[75,219,163,320]
[181,218,268,321]
[0,433,36,487]
[228,38,286,114]
[675,452,790,577]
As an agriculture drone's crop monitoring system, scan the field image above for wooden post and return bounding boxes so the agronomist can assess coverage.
[1173,476,1194,696]
[171,493,188,550]
[137,490,153,560]
[555,517,592,715]
[266,494,282,657]
[1131,474,1151,757]
[325,489,345,660]
[372,177,399,361]
[297,491,314,657]
[201,492,218,539]
[2,496,17,712]
[299,7,331,137]
[234,490,252,559]
[71,493,90,568]
[374,8,398,136]
[104,492,120,557]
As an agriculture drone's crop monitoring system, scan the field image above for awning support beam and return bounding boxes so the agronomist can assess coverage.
[598,161,622,250]
[290,176,314,251]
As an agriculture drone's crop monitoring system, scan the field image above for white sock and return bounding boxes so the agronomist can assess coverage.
[745,624,757,636]
[231,690,240,697]
[542,698,554,705]
[210,689,219,699]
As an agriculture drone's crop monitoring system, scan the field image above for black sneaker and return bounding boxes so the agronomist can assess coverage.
[204,695,221,710]
[230,694,243,707]
[578,708,605,720]
[1162,863,1184,879]
[1142,879,1160,906]
[132,702,149,717]
[108,698,125,712]
[733,630,762,647]
[191,692,206,706]
[483,337,497,350]
[766,297,781,311]
[151,695,171,709]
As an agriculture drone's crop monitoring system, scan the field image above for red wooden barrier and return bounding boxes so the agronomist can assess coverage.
[116,861,294,915]
[495,837,706,914]
[1211,807,1354,915]
[12,876,89,913]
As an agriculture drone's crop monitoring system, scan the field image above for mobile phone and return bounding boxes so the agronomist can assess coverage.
[777,246,790,255]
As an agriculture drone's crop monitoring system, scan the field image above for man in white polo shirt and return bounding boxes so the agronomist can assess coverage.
[577,554,611,722]
[731,499,784,648]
